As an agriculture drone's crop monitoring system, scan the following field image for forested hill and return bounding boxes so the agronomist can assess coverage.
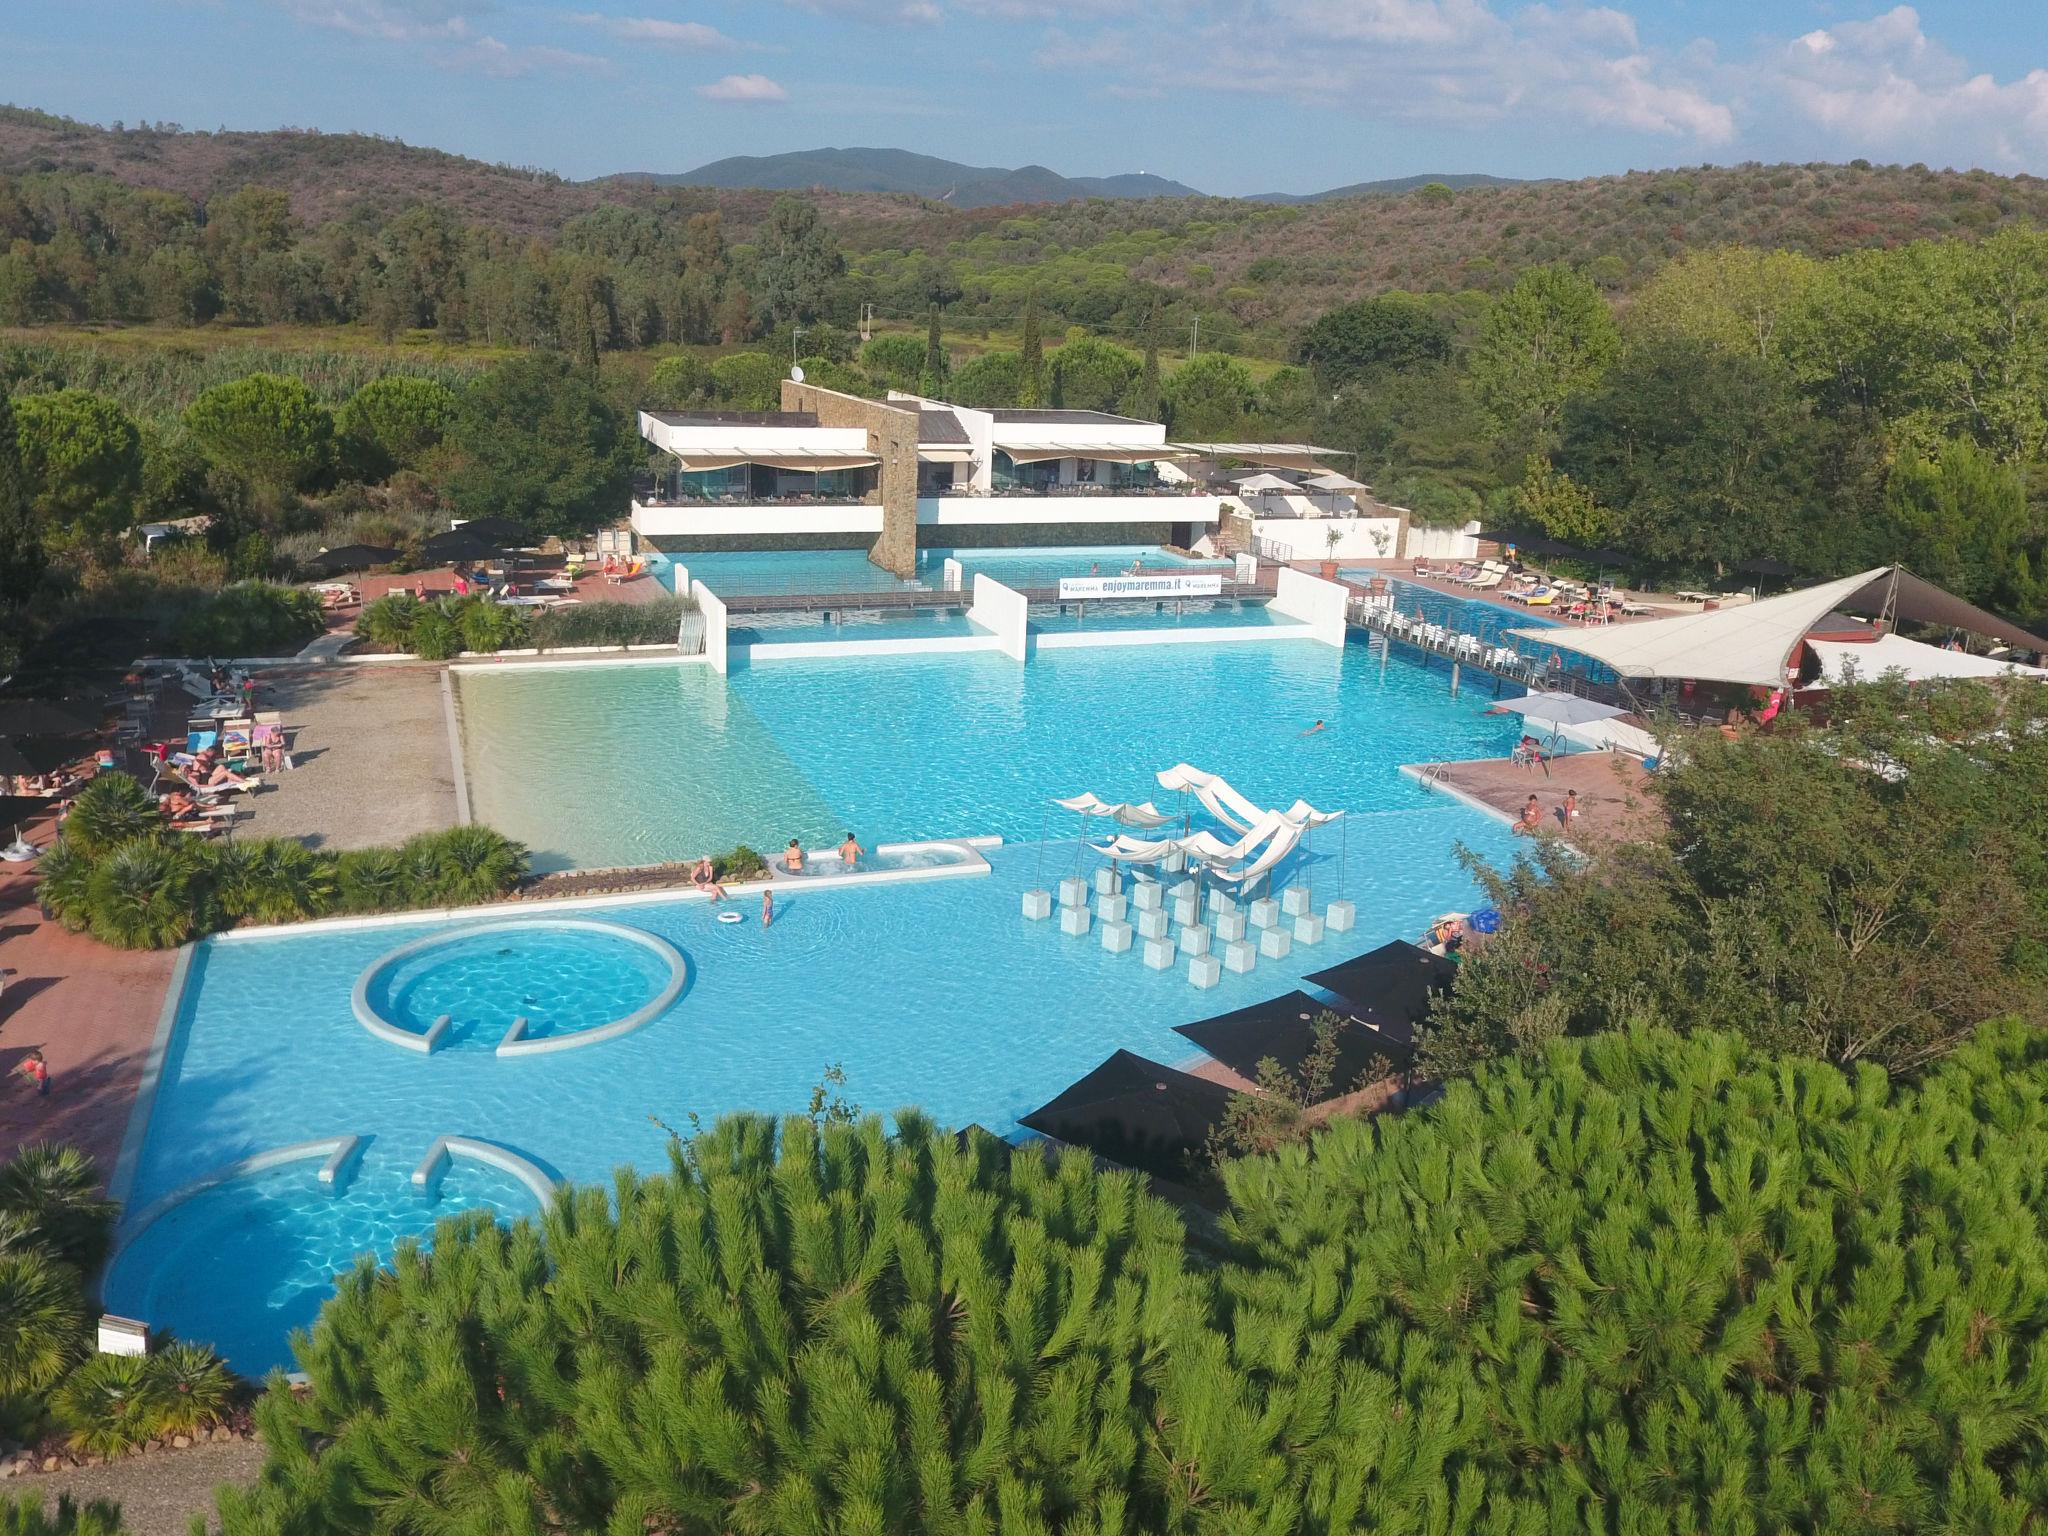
[636,147,1203,207]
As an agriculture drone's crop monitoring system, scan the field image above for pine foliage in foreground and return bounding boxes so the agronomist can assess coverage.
[211,1027,2048,1536]
[1216,1021,2048,1533]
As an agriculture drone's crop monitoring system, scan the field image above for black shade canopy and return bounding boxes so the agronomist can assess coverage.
[1019,1050,1234,1186]
[1174,989,1412,1101]
[449,516,534,546]
[422,527,504,563]
[0,699,96,737]
[1736,556,1796,578]
[305,543,398,576]
[1302,941,1457,1045]
[0,739,36,776]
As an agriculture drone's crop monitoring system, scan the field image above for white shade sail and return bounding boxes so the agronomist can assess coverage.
[1509,568,1892,687]
[1809,634,2048,684]
[673,449,879,472]
[916,446,976,463]
[995,443,1184,464]
[1053,792,1176,828]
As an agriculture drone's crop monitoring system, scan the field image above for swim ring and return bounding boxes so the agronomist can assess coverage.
[717,910,744,924]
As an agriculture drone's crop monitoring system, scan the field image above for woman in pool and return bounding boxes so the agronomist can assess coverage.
[782,839,805,874]
[690,856,727,901]
[838,832,865,868]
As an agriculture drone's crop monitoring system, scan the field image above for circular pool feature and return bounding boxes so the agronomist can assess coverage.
[352,918,687,1055]
[102,1143,544,1376]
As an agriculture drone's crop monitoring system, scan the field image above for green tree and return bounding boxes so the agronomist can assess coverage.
[917,303,947,396]
[946,349,1021,408]
[444,354,634,539]
[0,391,44,609]
[201,185,293,323]
[1299,292,1454,390]
[647,354,712,409]
[1162,352,1256,437]
[1018,288,1045,407]
[216,1115,1223,1536]
[1627,245,1821,363]
[0,1494,125,1536]
[1880,437,2042,609]
[709,352,785,411]
[751,196,843,327]
[336,375,455,481]
[1468,263,1620,453]
[1125,335,1162,422]
[1049,335,1140,413]
[10,390,142,545]
[1510,454,1612,546]
[182,373,336,497]
[859,333,925,393]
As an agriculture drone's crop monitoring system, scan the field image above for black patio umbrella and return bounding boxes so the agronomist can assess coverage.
[0,699,97,737]
[1019,1050,1235,1187]
[1736,556,1796,579]
[305,543,398,577]
[422,526,504,564]
[1174,989,1412,1102]
[1301,940,1457,1045]
[0,739,36,777]
[449,516,534,546]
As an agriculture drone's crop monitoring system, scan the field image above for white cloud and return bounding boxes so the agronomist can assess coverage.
[565,12,737,50]
[449,36,611,75]
[783,0,944,24]
[271,0,607,73]
[696,72,791,101]
[1767,6,2048,165]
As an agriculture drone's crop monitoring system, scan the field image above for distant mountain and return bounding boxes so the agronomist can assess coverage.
[1250,172,1534,204]
[616,147,1206,208]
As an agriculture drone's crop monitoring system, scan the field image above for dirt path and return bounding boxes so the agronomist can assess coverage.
[5,1438,267,1535]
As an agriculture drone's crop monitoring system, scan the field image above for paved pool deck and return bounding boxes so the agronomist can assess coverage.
[233,663,458,850]
[1403,750,1663,846]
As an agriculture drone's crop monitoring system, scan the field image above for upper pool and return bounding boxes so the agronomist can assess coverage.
[456,633,1527,871]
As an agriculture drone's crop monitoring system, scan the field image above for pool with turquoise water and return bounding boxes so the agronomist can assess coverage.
[362,925,676,1048]
[935,545,1226,590]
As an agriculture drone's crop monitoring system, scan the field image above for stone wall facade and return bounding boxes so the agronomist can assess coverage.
[781,382,920,577]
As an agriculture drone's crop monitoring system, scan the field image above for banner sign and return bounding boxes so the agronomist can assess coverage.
[1057,574,1224,600]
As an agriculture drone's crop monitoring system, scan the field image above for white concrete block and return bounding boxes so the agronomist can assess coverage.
[1163,849,1188,874]
[1097,893,1128,923]
[1136,908,1169,941]
[1188,953,1222,988]
[1282,887,1314,918]
[1093,867,1123,896]
[1293,913,1325,945]
[1248,897,1281,930]
[1142,937,1177,970]
[1179,924,1211,957]
[1258,925,1292,961]
[1130,882,1163,912]
[1169,880,1197,903]
[1100,921,1134,954]
[1058,877,1088,908]
[1207,890,1239,916]
[1213,911,1247,943]
[1325,899,1356,933]
[1222,939,1259,974]
[1021,888,1053,920]
[1059,905,1092,937]
[1169,896,1200,927]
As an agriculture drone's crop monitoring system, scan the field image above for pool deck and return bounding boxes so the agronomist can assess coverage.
[1404,751,1663,845]
[0,862,177,1174]
[233,663,458,850]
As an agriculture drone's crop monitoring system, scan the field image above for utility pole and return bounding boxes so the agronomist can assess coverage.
[1190,316,1200,356]
[792,326,805,366]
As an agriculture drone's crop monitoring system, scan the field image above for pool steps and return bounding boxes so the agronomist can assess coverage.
[317,1136,363,1186]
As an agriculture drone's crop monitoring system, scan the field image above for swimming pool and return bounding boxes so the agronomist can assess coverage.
[456,633,1527,871]
[666,545,1218,599]
[1030,598,1282,632]
[115,808,1518,1372]
[935,545,1227,591]
[730,609,988,647]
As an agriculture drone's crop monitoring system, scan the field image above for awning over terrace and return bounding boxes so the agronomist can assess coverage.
[1175,441,1341,472]
[1808,633,2048,684]
[1018,1049,1234,1187]
[1301,941,1456,1045]
[1509,566,2048,688]
[916,446,977,463]
[668,448,880,473]
[993,443,1188,464]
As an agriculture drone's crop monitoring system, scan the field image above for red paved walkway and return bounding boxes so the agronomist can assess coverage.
[1413,751,1664,846]
[0,860,174,1179]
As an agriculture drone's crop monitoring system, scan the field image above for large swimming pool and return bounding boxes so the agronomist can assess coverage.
[667,544,1217,598]
[456,633,1526,870]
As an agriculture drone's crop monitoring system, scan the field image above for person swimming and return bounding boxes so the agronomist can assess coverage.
[838,832,866,868]
[1300,720,1326,736]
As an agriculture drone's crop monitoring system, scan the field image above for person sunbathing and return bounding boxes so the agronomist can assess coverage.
[192,749,250,789]
[690,857,727,901]
[159,788,203,824]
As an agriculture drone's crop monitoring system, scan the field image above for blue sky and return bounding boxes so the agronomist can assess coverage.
[6,2,2048,195]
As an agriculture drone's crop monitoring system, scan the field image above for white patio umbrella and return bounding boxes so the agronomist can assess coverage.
[1231,473,1298,494]
[1489,690,1627,731]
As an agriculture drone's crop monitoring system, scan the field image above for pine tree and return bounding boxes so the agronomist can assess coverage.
[0,391,45,609]
[1018,290,1044,408]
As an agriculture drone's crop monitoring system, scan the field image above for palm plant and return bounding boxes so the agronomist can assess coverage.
[146,1341,236,1436]
[50,1352,167,1459]
[355,593,421,652]
[0,1250,88,1397]
[406,609,460,661]
[403,826,527,905]
[60,775,158,860]
[31,840,93,933]
[205,838,337,924]
[85,840,203,950]
[0,1145,116,1274]
[0,1494,126,1536]
[333,845,411,913]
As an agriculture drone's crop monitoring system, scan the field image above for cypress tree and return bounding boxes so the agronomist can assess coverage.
[0,391,44,609]
[917,303,947,398]
[1018,290,1044,408]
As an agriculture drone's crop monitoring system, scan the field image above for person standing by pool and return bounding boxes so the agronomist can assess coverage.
[1561,789,1579,825]
[838,833,866,868]
[761,889,774,928]
[782,839,805,874]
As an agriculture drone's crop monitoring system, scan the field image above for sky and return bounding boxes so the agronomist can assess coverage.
[5,2,2048,195]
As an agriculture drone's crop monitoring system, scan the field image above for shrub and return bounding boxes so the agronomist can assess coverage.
[711,843,767,881]
[332,845,410,914]
[145,1341,235,1437]
[32,840,93,932]
[355,592,420,652]
[85,840,204,950]
[0,1146,116,1275]
[405,609,460,661]
[59,776,158,861]
[0,1496,125,1536]
[399,826,528,906]
[204,838,337,924]
[50,1353,166,1460]
[173,583,323,657]
[0,1250,89,1397]
[527,597,690,649]
[454,598,527,654]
